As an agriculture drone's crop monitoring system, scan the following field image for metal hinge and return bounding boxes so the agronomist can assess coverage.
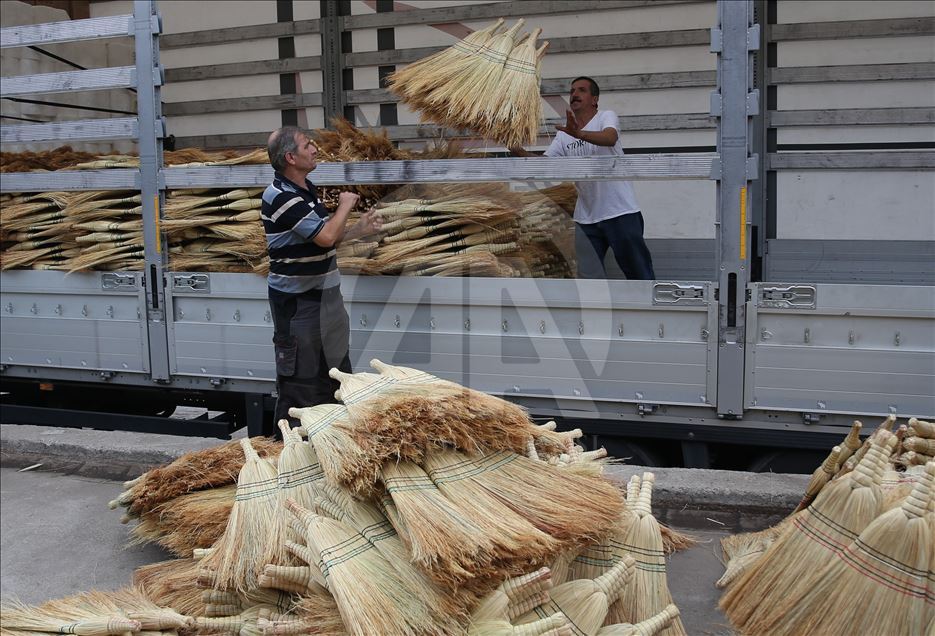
[101,272,138,290]
[653,282,706,306]
[759,285,817,309]
[172,273,210,293]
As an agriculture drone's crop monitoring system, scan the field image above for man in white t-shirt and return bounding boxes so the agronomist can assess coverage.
[513,77,655,279]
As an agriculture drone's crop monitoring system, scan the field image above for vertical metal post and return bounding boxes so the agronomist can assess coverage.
[135,0,170,381]
[320,2,345,127]
[712,0,758,416]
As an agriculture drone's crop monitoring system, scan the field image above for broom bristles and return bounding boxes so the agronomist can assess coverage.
[719,432,897,634]
[759,461,933,636]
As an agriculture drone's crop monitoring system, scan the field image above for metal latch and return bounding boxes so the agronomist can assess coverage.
[653,282,706,306]
[101,273,138,290]
[172,273,210,293]
[760,285,817,309]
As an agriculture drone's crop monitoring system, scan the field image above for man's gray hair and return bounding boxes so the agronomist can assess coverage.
[267,126,302,172]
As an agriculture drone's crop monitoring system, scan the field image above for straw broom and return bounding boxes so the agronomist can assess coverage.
[200,438,281,594]
[259,564,329,596]
[261,592,347,636]
[314,484,471,622]
[612,474,686,635]
[719,430,897,633]
[469,612,569,636]
[289,403,373,490]
[379,459,501,590]
[763,461,934,636]
[910,417,935,439]
[363,361,568,460]
[569,475,641,585]
[328,371,568,495]
[109,437,281,518]
[132,558,206,616]
[715,517,792,590]
[0,598,141,635]
[433,20,526,127]
[515,556,635,636]
[202,588,296,618]
[839,414,896,475]
[793,444,843,513]
[387,19,506,107]
[58,586,194,632]
[285,498,448,636]
[128,484,235,556]
[422,449,563,569]
[486,29,546,147]
[596,604,681,636]
[265,419,324,568]
[422,449,625,553]
[472,568,554,622]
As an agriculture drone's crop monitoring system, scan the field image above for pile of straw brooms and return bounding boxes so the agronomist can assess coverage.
[2,360,693,636]
[1,125,577,277]
[716,415,935,636]
[388,19,548,149]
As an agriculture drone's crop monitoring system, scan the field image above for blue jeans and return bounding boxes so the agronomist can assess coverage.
[575,212,656,280]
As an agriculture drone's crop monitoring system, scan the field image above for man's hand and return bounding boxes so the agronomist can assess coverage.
[357,208,383,237]
[555,109,582,139]
[345,208,383,241]
[336,191,360,212]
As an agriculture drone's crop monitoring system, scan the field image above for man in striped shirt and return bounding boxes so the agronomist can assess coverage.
[263,126,382,434]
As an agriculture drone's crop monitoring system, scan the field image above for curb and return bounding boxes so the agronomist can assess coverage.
[1,424,807,532]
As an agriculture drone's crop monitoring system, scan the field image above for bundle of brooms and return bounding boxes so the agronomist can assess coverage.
[387,19,549,148]
[716,416,935,636]
[94,361,698,635]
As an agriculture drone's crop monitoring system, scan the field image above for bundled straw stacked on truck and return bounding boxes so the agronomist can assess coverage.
[387,19,549,148]
[717,416,935,636]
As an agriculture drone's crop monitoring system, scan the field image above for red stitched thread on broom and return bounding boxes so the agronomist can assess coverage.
[837,545,929,599]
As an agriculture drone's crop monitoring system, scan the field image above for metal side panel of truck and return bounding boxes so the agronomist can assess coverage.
[1,0,933,467]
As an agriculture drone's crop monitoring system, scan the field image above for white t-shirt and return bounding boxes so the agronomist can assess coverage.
[544,110,640,225]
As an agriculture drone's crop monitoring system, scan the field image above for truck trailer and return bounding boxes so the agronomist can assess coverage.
[1,0,933,471]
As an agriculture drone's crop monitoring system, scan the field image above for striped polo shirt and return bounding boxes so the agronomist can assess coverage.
[261,172,341,294]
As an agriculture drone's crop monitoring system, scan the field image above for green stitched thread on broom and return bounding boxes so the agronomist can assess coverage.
[199,437,280,594]
[264,419,323,570]
[286,498,449,636]
[314,493,471,628]
[613,473,687,635]
[380,460,498,589]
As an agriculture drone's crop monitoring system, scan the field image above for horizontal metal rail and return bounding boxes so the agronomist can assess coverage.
[0,15,136,48]
[161,18,320,49]
[770,107,935,127]
[771,16,935,42]
[162,154,718,188]
[342,0,704,29]
[767,151,935,170]
[346,29,712,68]
[163,93,323,116]
[1,66,138,97]
[165,56,321,83]
[0,169,140,193]
[770,62,935,84]
[0,117,139,144]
